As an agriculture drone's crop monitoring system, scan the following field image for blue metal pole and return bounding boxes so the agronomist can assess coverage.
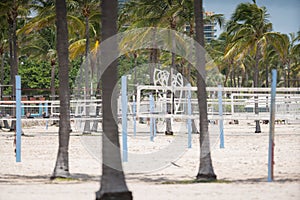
[121,76,128,162]
[132,95,136,137]
[218,85,225,148]
[15,75,22,162]
[149,94,154,142]
[152,96,156,137]
[21,103,25,117]
[39,103,43,116]
[153,117,156,137]
[45,101,48,130]
[187,84,192,148]
[268,69,277,182]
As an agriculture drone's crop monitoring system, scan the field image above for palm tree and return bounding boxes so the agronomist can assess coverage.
[0,0,31,89]
[51,0,71,179]
[162,0,185,135]
[0,0,31,130]
[81,1,92,134]
[96,0,132,199]
[289,32,300,87]
[119,0,160,85]
[226,1,283,133]
[194,0,217,180]
[2,0,18,97]
[0,16,8,100]
[269,32,300,87]
[181,2,224,133]
[63,0,101,134]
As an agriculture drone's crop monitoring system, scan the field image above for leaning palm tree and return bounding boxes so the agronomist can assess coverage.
[194,0,217,180]
[51,0,71,179]
[96,0,132,199]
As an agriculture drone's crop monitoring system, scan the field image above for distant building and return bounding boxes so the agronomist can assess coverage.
[184,11,217,43]
[203,11,217,42]
[118,0,129,8]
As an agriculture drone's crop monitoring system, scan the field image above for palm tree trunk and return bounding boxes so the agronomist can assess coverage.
[194,0,217,180]
[165,28,176,135]
[0,52,4,100]
[91,81,101,132]
[133,52,138,96]
[50,60,56,100]
[83,14,91,134]
[51,0,71,179]
[233,67,237,87]
[223,61,232,87]
[96,0,132,199]
[8,2,18,131]
[254,47,261,133]
[287,63,290,88]
[265,64,269,87]
[149,27,157,86]
[187,63,199,133]
[230,70,234,87]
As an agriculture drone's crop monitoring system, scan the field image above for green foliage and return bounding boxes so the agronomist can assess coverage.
[18,58,55,96]
[0,0,299,100]
[70,58,82,91]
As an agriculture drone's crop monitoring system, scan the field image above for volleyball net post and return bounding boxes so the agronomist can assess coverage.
[268,69,277,182]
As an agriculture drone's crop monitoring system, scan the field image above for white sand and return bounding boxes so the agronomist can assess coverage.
[0,120,299,200]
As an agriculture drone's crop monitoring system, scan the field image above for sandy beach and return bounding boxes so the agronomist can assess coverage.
[0,119,299,200]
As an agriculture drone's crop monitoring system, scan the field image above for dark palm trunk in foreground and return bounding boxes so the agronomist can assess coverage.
[194,0,217,180]
[96,0,132,199]
[51,0,71,179]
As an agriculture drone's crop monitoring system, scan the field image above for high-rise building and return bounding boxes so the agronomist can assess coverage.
[118,0,129,8]
[184,11,217,43]
[203,11,217,42]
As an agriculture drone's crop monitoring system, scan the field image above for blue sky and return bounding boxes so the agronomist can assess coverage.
[203,0,300,36]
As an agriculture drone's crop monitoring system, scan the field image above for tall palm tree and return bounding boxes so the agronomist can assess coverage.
[226,1,282,133]
[121,0,187,135]
[181,2,224,132]
[0,0,31,130]
[0,16,8,100]
[0,0,31,89]
[73,0,100,134]
[96,0,132,199]
[51,0,71,179]
[162,0,184,135]
[194,0,216,180]
[270,32,300,87]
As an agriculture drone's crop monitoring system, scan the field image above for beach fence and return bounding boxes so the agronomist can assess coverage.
[1,83,299,129]
[135,85,300,122]
[1,86,299,132]
[1,75,300,168]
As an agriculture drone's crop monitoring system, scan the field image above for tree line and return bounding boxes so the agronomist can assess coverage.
[1,0,299,98]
